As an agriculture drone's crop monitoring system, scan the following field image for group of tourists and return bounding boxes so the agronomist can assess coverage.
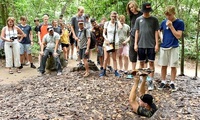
[0,1,185,118]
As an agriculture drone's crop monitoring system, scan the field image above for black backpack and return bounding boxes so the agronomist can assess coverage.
[84,29,96,49]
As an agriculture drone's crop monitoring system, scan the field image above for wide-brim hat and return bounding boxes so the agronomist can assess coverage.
[141,3,153,13]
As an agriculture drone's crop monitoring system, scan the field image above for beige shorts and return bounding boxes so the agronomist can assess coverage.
[158,47,179,67]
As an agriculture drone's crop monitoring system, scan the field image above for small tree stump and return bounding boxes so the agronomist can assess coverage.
[46,52,66,71]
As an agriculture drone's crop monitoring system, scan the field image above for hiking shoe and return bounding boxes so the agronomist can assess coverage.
[114,71,121,77]
[100,67,103,71]
[147,80,154,91]
[78,62,83,67]
[57,72,62,76]
[99,69,106,77]
[158,83,166,90]
[31,64,36,69]
[170,83,177,92]
[107,66,113,72]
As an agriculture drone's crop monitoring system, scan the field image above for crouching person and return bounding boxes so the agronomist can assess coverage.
[38,26,62,76]
[129,71,157,118]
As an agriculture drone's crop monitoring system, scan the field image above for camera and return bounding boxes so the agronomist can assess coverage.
[10,36,17,41]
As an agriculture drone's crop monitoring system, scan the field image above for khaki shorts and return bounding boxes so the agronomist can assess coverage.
[103,41,119,50]
[158,47,179,67]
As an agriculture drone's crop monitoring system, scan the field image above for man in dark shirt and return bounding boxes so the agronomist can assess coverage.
[91,18,104,70]
[129,69,157,118]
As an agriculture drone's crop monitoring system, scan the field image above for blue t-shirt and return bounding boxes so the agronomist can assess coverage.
[160,19,184,48]
[18,24,32,44]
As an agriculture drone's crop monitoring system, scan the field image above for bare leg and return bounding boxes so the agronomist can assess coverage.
[132,62,136,71]
[112,50,117,70]
[171,67,176,81]
[118,55,123,70]
[124,55,129,72]
[103,48,109,69]
[161,66,167,80]
[83,58,89,76]
[149,61,154,78]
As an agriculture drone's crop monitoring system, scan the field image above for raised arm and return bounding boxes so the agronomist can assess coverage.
[129,75,140,113]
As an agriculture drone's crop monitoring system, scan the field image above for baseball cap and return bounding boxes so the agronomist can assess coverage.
[78,20,84,24]
[140,94,153,106]
[141,3,153,13]
[47,26,53,31]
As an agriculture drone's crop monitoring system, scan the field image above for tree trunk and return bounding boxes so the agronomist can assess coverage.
[194,9,200,79]
[179,33,185,76]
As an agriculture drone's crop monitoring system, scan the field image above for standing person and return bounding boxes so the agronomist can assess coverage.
[38,26,62,76]
[129,70,157,118]
[85,14,92,30]
[117,15,130,74]
[158,5,185,91]
[91,18,104,70]
[38,14,50,66]
[0,17,26,74]
[52,19,62,35]
[60,23,70,63]
[68,24,75,59]
[34,17,40,39]
[77,20,91,77]
[18,16,36,69]
[71,6,85,65]
[125,1,143,72]
[99,11,122,77]
[134,3,159,90]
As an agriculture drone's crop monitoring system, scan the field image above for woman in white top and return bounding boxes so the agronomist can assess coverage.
[100,11,122,77]
[1,17,26,74]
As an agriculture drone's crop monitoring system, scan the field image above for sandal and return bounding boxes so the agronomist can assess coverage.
[9,69,14,74]
[17,69,21,73]
[83,72,90,77]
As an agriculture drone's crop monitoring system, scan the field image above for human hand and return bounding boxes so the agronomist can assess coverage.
[40,51,44,56]
[85,49,89,55]
[122,41,127,46]
[53,52,59,57]
[134,45,138,52]
[166,20,172,28]
[155,44,159,52]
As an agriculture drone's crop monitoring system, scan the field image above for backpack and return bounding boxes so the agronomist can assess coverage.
[84,29,96,49]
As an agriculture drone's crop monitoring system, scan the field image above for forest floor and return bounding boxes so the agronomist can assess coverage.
[0,52,199,119]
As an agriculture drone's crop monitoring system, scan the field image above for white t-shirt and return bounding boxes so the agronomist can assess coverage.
[104,21,119,45]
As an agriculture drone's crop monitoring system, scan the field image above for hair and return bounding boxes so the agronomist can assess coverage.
[42,14,49,19]
[90,18,96,23]
[78,6,84,12]
[6,17,15,26]
[34,17,39,22]
[126,1,140,15]
[20,16,27,21]
[118,15,125,21]
[164,5,176,15]
[85,14,90,19]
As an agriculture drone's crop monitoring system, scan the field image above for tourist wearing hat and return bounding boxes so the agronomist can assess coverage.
[134,2,159,91]
[38,26,62,76]
[129,71,157,118]
[158,5,185,91]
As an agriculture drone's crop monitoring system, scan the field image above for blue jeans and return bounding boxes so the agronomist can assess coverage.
[39,49,62,73]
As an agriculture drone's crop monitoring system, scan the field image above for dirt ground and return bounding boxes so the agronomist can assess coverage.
[0,51,199,85]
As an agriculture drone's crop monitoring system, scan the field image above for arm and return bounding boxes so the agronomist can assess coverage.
[167,20,183,39]
[16,26,26,37]
[129,76,140,113]
[139,76,147,96]
[155,30,159,52]
[103,28,110,45]
[134,30,139,52]
[54,39,59,53]
[29,30,33,45]
[38,31,42,45]
[1,27,11,42]
[85,37,91,55]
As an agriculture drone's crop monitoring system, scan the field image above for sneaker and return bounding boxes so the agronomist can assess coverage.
[114,71,121,77]
[78,62,83,67]
[19,65,23,69]
[170,83,177,92]
[119,70,124,73]
[99,69,106,77]
[107,66,113,72]
[31,64,36,69]
[147,80,154,91]
[38,72,44,77]
[158,83,166,90]
[70,56,73,60]
[57,72,62,76]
